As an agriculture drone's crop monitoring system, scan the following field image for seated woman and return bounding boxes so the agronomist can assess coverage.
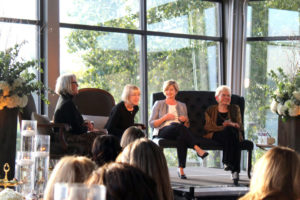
[240,146,300,200]
[105,84,141,141]
[120,126,145,148]
[54,73,96,134]
[44,156,95,200]
[204,85,243,184]
[149,80,208,179]
[117,138,173,200]
[54,73,103,155]
[91,135,122,167]
[86,162,159,200]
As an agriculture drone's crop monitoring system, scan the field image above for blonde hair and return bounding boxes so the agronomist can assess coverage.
[215,85,231,97]
[240,146,300,200]
[162,80,179,95]
[121,84,140,103]
[43,156,95,200]
[55,73,76,95]
[118,138,173,200]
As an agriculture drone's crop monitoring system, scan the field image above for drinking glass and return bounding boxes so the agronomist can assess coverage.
[54,183,106,200]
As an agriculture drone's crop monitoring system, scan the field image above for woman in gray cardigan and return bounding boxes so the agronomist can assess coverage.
[149,80,208,179]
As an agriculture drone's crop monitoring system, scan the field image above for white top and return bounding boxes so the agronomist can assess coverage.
[163,105,180,127]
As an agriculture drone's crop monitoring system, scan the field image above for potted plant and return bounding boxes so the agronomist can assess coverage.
[0,42,49,179]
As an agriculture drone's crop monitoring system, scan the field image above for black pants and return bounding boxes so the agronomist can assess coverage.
[212,126,241,173]
[158,123,196,168]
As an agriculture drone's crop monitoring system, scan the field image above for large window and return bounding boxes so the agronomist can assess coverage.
[59,0,222,167]
[244,0,300,160]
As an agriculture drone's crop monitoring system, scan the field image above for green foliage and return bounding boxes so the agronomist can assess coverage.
[0,42,49,109]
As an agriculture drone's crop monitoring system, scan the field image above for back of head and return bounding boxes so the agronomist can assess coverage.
[86,162,159,200]
[120,138,173,200]
[241,146,300,200]
[92,135,122,167]
[44,156,95,200]
[120,126,145,148]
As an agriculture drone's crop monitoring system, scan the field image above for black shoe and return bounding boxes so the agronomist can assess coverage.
[231,172,239,186]
[224,164,233,171]
[177,170,187,179]
[197,152,209,159]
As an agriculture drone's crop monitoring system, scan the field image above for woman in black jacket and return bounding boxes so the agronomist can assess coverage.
[105,84,140,141]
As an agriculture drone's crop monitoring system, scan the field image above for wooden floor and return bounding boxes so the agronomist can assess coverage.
[168,167,250,199]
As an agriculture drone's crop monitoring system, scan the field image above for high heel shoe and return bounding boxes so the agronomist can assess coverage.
[177,169,187,179]
[197,152,209,159]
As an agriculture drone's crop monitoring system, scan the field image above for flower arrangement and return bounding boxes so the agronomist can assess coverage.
[269,67,300,118]
[0,42,48,110]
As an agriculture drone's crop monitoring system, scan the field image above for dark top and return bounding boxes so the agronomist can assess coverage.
[54,94,88,134]
[216,112,229,126]
[105,101,139,140]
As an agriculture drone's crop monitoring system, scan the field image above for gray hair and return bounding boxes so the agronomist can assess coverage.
[215,85,231,97]
[55,73,76,95]
[121,84,140,103]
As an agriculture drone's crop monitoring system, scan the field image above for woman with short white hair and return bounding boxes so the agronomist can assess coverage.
[105,84,141,141]
[204,85,243,185]
[54,73,94,134]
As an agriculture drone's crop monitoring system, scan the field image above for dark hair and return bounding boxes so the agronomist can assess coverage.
[86,162,159,200]
[120,126,145,148]
[91,135,122,167]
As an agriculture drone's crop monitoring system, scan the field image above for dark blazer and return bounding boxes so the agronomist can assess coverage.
[54,94,87,134]
[105,101,138,140]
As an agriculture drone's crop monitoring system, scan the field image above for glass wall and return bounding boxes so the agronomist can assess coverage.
[59,0,222,167]
[244,0,300,160]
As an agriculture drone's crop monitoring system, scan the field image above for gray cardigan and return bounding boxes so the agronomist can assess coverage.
[149,100,189,136]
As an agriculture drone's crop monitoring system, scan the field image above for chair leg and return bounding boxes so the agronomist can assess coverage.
[247,150,252,179]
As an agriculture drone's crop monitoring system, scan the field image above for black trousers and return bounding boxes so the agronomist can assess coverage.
[212,126,241,173]
[158,123,196,168]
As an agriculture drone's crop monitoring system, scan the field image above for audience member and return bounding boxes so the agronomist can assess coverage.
[105,84,141,141]
[118,138,173,200]
[120,126,145,148]
[86,162,159,200]
[91,135,122,167]
[240,146,300,200]
[204,85,243,184]
[149,80,208,179]
[44,156,95,200]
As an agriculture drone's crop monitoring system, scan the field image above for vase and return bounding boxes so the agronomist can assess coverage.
[278,116,300,153]
[0,107,19,180]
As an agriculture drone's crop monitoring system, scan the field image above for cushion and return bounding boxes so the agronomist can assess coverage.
[82,115,109,130]
[31,112,52,135]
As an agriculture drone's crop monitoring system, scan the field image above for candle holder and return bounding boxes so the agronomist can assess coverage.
[15,151,34,196]
[0,163,21,188]
[21,120,37,152]
[34,135,50,198]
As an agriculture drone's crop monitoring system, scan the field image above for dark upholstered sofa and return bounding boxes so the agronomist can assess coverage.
[151,91,253,178]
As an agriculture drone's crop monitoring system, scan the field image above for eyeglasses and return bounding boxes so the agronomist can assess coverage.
[72,81,78,86]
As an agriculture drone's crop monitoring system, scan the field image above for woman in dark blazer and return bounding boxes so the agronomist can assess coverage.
[105,84,141,141]
[204,85,244,184]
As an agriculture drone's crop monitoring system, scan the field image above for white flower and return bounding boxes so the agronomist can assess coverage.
[0,188,22,200]
[277,103,288,116]
[19,95,28,108]
[270,100,278,113]
[6,95,19,108]
[284,100,299,117]
[0,81,11,96]
[293,91,300,101]
[12,78,24,89]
